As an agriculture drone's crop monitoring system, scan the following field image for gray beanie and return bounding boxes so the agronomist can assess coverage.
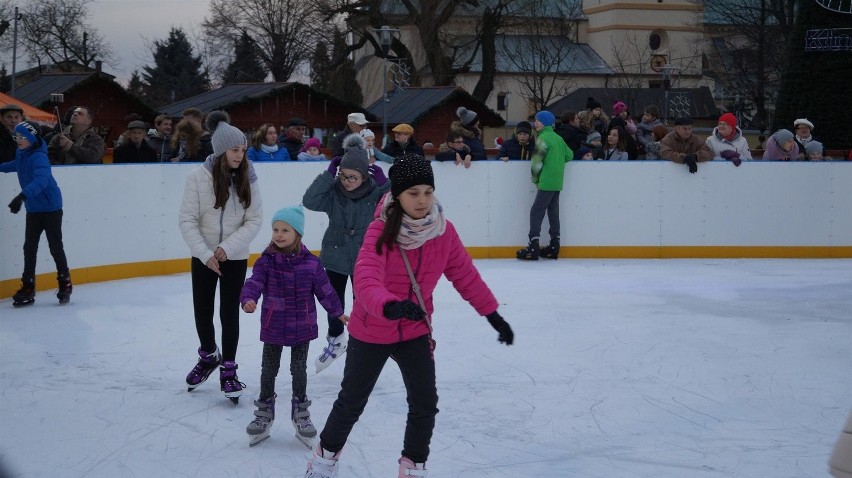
[456,106,479,127]
[772,128,794,146]
[206,111,246,157]
[804,141,823,155]
[339,133,369,178]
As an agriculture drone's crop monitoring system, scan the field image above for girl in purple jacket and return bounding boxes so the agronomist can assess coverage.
[305,154,515,478]
[240,206,347,448]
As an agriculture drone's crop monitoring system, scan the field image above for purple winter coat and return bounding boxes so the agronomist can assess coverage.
[241,243,344,346]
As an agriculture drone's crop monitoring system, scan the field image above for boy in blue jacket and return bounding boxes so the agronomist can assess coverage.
[1,121,72,306]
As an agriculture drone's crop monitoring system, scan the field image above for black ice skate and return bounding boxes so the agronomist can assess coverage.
[57,275,73,305]
[12,279,35,307]
[516,238,540,261]
[540,237,560,260]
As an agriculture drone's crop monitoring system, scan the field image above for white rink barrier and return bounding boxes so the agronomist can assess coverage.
[1,160,850,295]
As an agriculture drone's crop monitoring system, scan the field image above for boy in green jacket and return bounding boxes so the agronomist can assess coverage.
[517,111,573,260]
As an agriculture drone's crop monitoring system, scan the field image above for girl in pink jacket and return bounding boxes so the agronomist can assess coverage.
[305,154,514,478]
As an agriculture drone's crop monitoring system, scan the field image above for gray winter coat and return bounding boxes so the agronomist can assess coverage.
[302,170,391,276]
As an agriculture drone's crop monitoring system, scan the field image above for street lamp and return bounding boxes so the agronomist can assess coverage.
[375,25,399,148]
[660,63,675,125]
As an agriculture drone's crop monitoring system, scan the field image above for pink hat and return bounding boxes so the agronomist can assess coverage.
[299,137,321,153]
[612,101,627,116]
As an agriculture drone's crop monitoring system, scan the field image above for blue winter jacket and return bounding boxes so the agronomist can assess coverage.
[0,140,63,213]
[246,146,291,162]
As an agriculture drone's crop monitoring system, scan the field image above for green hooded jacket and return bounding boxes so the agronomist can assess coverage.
[530,126,572,191]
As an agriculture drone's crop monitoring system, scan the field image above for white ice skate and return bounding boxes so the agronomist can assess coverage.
[315,333,348,374]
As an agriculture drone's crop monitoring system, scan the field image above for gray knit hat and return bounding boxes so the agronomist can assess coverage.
[456,106,478,127]
[804,141,823,155]
[206,111,246,157]
[339,134,369,178]
[772,128,794,146]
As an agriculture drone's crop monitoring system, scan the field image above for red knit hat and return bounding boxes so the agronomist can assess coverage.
[719,113,737,130]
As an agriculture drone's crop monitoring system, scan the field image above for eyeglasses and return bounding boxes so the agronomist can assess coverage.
[13,135,26,142]
[338,173,361,183]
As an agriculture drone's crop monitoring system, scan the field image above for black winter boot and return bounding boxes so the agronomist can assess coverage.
[516,238,540,261]
[540,237,560,259]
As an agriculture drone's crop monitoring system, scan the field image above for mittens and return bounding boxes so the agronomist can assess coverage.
[683,154,698,174]
[383,300,426,321]
[327,156,342,175]
[486,311,514,345]
[720,150,742,167]
[8,193,25,214]
[369,164,388,185]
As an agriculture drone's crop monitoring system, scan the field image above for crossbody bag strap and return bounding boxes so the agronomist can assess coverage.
[398,247,433,333]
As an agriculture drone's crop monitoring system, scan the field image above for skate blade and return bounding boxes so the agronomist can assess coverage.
[295,434,315,449]
[13,299,35,308]
[248,432,270,447]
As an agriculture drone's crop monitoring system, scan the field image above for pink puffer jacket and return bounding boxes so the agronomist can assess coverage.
[348,219,499,345]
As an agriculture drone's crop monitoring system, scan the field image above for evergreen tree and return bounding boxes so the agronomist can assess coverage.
[325,29,363,106]
[310,40,331,92]
[774,1,852,149]
[127,70,145,99]
[222,32,268,84]
[142,28,210,108]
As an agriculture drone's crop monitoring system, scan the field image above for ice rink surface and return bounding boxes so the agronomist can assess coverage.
[1,259,850,477]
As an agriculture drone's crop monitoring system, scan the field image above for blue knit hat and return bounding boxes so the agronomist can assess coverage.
[14,121,40,144]
[272,206,305,237]
[535,110,555,127]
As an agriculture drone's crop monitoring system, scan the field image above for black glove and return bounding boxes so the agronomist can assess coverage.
[683,154,698,174]
[486,311,514,345]
[8,193,25,214]
[383,300,426,321]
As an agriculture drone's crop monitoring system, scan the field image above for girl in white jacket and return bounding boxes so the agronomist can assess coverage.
[179,111,262,404]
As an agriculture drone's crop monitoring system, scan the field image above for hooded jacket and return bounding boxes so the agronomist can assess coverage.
[449,121,487,161]
[530,125,573,191]
[178,155,263,264]
[0,140,62,213]
[302,169,391,276]
[240,243,344,346]
[705,126,753,161]
[347,218,499,345]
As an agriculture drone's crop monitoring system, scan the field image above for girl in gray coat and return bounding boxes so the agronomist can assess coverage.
[302,134,391,373]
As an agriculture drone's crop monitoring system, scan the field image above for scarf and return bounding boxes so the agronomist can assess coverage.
[380,194,446,250]
[260,143,279,153]
[335,178,373,200]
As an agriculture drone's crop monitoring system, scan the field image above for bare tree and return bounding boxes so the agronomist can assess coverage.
[315,0,526,102]
[19,0,114,69]
[499,0,582,111]
[203,0,322,82]
[702,0,797,130]
[608,33,655,108]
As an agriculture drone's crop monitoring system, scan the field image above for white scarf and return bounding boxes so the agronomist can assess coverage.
[380,194,446,250]
[260,143,279,153]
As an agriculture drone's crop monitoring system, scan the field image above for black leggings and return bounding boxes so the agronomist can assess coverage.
[190,257,247,362]
[259,342,309,401]
[22,210,69,281]
[325,270,352,338]
[319,335,438,463]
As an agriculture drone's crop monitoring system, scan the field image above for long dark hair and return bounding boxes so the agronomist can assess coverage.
[212,151,251,209]
[376,198,404,255]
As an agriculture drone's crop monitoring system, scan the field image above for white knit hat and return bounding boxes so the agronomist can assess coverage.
[793,118,814,130]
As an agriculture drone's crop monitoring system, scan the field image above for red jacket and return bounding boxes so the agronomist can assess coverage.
[349,219,499,344]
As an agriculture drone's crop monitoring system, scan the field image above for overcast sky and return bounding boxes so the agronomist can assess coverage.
[4,0,212,86]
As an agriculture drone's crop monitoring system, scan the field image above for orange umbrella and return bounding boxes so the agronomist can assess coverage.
[0,92,57,125]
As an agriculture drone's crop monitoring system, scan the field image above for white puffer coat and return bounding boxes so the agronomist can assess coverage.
[179,156,263,264]
[705,126,753,161]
